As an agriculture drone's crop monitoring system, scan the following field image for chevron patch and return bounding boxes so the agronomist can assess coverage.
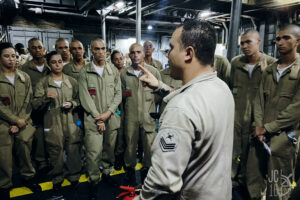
[159,129,179,152]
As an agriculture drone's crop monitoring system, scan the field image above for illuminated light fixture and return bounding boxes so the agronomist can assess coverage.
[200,10,211,18]
[115,1,125,9]
[147,25,153,30]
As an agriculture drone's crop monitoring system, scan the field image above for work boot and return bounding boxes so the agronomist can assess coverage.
[53,181,62,191]
[125,167,136,186]
[140,167,149,184]
[114,154,124,171]
[70,180,80,190]
[88,182,98,200]
[102,173,118,186]
[23,177,42,193]
[0,188,10,200]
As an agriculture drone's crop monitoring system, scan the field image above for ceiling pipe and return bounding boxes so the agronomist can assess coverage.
[27,8,181,26]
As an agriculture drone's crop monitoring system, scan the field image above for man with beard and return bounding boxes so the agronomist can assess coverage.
[21,38,51,175]
[55,38,72,65]
[63,40,89,80]
[134,19,234,200]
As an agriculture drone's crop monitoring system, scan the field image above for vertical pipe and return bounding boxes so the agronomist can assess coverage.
[227,0,242,61]
[101,12,106,44]
[259,21,265,52]
[136,0,142,43]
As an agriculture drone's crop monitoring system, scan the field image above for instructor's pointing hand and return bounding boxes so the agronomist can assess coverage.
[139,65,159,90]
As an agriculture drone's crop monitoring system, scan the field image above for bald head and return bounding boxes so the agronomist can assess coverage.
[280,24,300,38]
[143,40,154,57]
[70,40,85,61]
[240,29,261,57]
[129,43,143,52]
[242,29,261,40]
[91,38,105,49]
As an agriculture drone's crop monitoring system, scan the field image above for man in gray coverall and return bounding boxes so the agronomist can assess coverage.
[135,20,234,200]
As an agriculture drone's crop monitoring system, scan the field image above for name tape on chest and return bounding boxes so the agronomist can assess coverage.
[159,129,179,152]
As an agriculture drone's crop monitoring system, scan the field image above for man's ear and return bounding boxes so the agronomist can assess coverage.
[184,46,194,62]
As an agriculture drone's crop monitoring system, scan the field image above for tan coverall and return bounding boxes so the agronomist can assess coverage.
[149,58,163,71]
[78,62,121,183]
[120,64,161,168]
[230,53,276,192]
[214,55,231,85]
[0,69,36,189]
[32,74,81,184]
[251,58,300,200]
[21,60,50,169]
[137,72,234,200]
[159,67,182,115]
[62,59,90,81]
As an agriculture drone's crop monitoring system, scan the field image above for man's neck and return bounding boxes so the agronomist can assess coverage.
[74,58,85,67]
[182,63,214,85]
[279,51,299,68]
[144,56,152,65]
[246,51,261,65]
[63,56,71,63]
[33,58,44,66]
[93,59,105,67]
[132,62,143,71]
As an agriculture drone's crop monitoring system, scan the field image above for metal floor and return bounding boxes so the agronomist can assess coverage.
[11,164,143,200]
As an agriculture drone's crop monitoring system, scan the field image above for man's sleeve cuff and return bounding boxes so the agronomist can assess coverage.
[264,122,280,133]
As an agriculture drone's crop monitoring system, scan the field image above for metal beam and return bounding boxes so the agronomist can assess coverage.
[101,11,106,44]
[136,0,141,43]
[227,0,242,61]
[143,0,191,17]
[259,21,265,52]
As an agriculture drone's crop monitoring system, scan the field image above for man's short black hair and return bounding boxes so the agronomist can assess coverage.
[15,43,26,55]
[180,20,216,65]
[46,51,60,65]
[111,50,123,61]
[0,42,15,56]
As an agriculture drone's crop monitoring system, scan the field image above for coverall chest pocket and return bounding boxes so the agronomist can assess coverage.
[62,82,73,100]
[144,89,154,101]
[232,84,242,100]
[47,87,58,108]
[105,76,115,99]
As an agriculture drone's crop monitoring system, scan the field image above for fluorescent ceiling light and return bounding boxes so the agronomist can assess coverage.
[115,1,125,9]
[200,10,212,18]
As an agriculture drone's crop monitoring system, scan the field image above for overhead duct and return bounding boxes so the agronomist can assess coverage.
[27,8,181,27]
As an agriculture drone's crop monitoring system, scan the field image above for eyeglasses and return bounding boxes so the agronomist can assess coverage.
[144,45,153,49]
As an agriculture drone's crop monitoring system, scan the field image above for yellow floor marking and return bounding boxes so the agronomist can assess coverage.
[10,163,143,198]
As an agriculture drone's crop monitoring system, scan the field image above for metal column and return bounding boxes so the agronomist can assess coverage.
[136,0,141,43]
[227,0,242,61]
[101,11,106,44]
[259,21,265,52]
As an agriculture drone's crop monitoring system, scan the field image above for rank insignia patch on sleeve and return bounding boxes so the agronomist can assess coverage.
[159,129,179,152]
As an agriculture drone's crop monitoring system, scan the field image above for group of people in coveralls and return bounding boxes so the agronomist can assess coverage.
[0,19,299,200]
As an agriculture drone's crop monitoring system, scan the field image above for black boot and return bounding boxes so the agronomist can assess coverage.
[140,167,149,184]
[114,154,124,171]
[125,167,136,186]
[23,177,42,193]
[88,182,98,200]
[0,188,10,200]
[101,173,118,186]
